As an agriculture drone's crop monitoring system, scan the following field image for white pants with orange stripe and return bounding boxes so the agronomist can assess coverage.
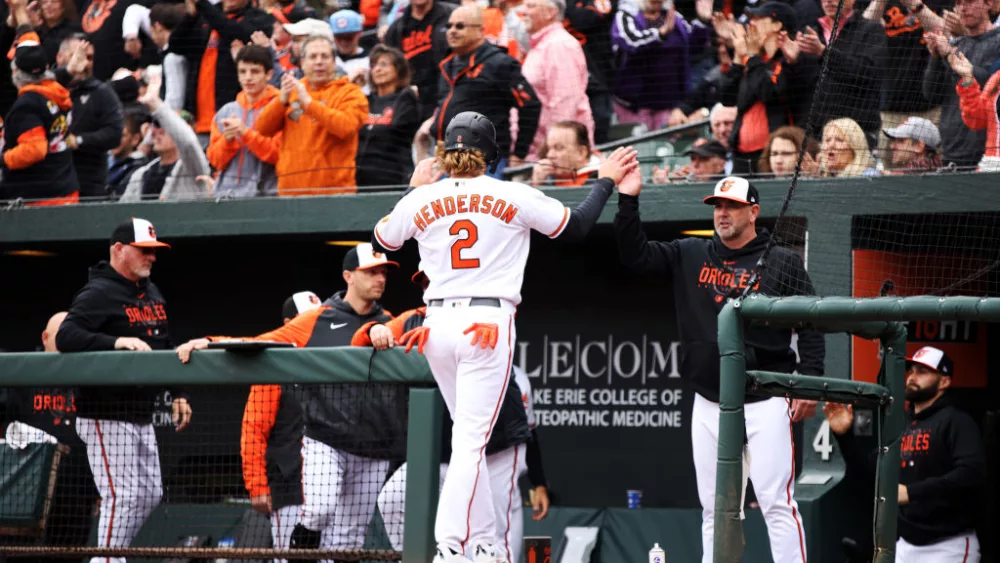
[422,300,517,557]
[377,443,528,563]
[897,534,980,562]
[76,418,163,563]
[299,436,390,551]
[270,504,300,562]
[692,394,807,563]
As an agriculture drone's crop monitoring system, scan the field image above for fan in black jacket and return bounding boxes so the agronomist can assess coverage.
[614,174,825,563]
[825,346,986,561]
[357,45,421,187]
[55,217,192,562]
[383,0,455,121]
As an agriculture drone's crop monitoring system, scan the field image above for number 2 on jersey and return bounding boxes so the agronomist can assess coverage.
[450,220,480,269]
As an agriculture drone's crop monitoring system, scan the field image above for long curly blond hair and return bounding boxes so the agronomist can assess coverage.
[435,141,487,177]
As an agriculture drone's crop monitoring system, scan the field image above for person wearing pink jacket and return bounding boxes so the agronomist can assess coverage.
[520,0,594,163]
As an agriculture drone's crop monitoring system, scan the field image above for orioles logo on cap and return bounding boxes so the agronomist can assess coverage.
[719,179,735,192]
[457,135,463,143]
[913,348,928,359]
[148,225,157,239]
[308,294,320,304]
[373,251,384,259]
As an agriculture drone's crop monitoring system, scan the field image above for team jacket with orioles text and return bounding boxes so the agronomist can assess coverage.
[614,195,826,402]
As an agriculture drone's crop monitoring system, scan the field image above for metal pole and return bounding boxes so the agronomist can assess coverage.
[402,388,444,563]
[872,325,906,563]
[714,301,747,562]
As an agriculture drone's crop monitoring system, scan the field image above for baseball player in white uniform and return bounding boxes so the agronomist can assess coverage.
[373,111,638,563]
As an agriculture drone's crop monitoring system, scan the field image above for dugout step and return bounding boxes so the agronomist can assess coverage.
[746,371,892,408]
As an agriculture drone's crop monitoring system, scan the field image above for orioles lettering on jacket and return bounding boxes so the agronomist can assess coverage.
[123,303,168,324]
[413,194,518,231]
[402,27,433,57]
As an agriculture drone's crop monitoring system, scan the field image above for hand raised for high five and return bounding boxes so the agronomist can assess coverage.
[598,146,640,184]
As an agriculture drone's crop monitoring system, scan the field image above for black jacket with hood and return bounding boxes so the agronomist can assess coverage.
[428,41,541,160]
[56,261,184,423]
[384,0,455,121]
[613,194,826,402]
[835,395,986,546]
[301,291,408,460]
[60,74,124,199]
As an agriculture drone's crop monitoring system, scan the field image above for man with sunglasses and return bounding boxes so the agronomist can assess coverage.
[120,72,211,201]
[426,4,541,178]
[54,35,125,201]
[57,217,192,563]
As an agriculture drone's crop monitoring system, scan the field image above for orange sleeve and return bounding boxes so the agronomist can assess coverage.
[240,384,280,498]
[255,97,288,138]
[3,127,48,170]
[206,118,241,171]
[242,128,281,165]
[957,73,999,131]
[303,85,368,141]
[208,307,325,348]
[351,308,422,346]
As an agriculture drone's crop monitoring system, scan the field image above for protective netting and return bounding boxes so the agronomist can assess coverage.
[3,0,1000,204]
[0,382,408,561]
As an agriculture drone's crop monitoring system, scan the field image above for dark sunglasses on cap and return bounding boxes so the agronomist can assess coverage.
[446,22,481,30]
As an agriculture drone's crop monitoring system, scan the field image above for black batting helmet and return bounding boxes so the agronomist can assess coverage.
[444,112,499,171]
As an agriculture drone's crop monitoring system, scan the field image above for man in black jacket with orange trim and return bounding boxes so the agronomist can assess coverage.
[825,346,986,562]
[177,244,404,559]
[384,0,454,121]
[427,5,541,177]
[0,27,77,206]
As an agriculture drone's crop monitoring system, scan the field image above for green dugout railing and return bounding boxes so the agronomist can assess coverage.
[0,347,443,563]
[714,295,1000,563]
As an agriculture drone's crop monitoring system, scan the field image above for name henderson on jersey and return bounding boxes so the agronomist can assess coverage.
[412,192,521,231]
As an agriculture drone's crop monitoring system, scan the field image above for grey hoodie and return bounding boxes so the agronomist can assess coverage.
[120,103,210,201]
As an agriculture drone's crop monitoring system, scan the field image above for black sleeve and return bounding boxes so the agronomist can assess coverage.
[556,177,614,241]
[509,61,542,159]
[56,288,119,352]
[387,90,421,143]
[525,428,548,488]
[53,67,73,87]
[832,423,880,477]
[168,13,206,59]
[76,87,125,151]
[197,0,272,43]
[717,62,743,108]
[612,193,680,274]
[906,413,986,503]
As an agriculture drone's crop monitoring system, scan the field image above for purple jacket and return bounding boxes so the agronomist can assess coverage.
[611,8,701,112]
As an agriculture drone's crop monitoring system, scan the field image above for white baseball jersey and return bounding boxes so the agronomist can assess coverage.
[374,176,570,305]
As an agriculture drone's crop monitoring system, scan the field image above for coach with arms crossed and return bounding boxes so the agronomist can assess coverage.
[56,218,192,563]
[613,176,825,563]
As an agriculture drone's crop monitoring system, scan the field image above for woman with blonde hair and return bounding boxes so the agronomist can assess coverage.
[818,118,878,177]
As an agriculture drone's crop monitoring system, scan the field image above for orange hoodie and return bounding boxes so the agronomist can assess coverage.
[255,77,369,196]
[207,85,282,185]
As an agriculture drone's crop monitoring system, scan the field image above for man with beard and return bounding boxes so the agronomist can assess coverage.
[824,346,986,562]
[613,175,825,563]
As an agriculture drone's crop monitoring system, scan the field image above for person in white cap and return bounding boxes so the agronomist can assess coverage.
[177,243,402,558]
[882,116,943,174]
[282,18,335,75]
[57,217,192,563]
[824,345,986,562]
[614,175,826,563]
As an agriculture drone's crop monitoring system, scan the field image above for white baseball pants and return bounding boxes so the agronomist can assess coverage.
[300,436,390,550]
[76,418,163,563]
[377,443,527,563]
[422,300,517,556]
[692,394,807,563]
[270,504,300,561]
[897,534,980,562]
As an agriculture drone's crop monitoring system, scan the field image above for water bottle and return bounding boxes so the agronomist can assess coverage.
[649,542,665,563]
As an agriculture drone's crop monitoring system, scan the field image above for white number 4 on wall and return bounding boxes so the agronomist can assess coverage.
[813,419,833,461]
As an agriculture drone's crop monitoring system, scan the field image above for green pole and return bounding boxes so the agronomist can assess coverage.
[873,325,906,563]
[714,301,747,562]
[402,388,444,563]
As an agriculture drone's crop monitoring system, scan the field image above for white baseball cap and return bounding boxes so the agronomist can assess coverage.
[283,18,333,38]
[110,217,170,248]
[343,243,399,271]
[283,291,323,319]
[906,346,954,376]
[703,176,760,206]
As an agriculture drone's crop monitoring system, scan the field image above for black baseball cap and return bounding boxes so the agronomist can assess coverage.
[685,140,729,160]
[13,31,48,76]
[905,346,954,377]
[110,218,171,248]
[745,1,798,33]
[343,243,399,271]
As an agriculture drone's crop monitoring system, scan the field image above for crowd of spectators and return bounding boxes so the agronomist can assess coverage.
[1,0,999,205]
